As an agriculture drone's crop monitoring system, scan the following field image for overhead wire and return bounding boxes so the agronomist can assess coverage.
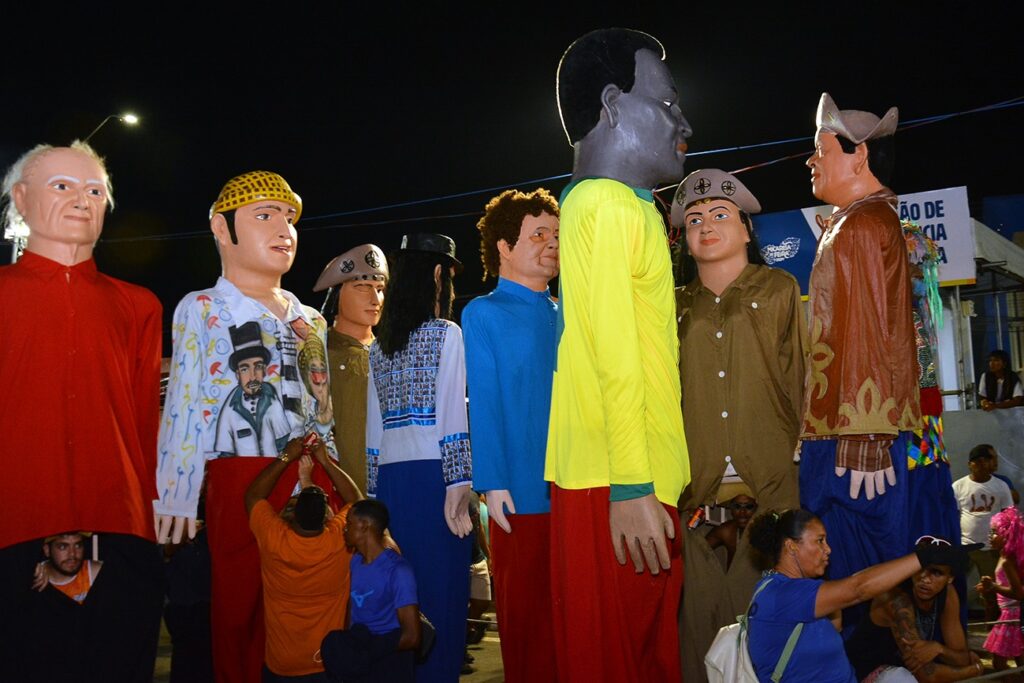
[99,97,1024,245]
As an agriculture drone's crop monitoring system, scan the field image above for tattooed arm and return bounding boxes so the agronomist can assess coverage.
[885,590,982,682]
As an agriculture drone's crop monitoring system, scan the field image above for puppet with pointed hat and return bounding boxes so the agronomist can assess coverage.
[798,94,958,622]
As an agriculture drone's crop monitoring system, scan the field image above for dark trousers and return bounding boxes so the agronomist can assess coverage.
[0,533,165,683]
[262,664,330,682]
[165,602,214,683]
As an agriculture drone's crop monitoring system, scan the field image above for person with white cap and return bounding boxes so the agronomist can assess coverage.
[155,171,341,682]
[313,244,389,495]
[671,168,806,683]
[800,94,958,628]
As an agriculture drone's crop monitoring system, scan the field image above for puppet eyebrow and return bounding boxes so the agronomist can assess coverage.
[45,174,81,184]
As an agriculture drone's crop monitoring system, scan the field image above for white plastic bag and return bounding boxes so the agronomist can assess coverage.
[705,618,759,683]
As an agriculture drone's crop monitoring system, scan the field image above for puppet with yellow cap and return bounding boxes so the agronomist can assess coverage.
[155,171,346,681]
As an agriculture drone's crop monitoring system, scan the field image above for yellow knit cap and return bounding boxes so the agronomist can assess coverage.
[209,171,302,222]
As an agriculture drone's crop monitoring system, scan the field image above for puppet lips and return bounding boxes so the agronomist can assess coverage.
[677,142,688,154]
[700,237,720,246]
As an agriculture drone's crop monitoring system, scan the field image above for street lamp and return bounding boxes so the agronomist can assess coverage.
[84,112,140,143]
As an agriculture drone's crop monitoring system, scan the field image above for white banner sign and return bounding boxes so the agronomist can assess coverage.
[800,186,975,285]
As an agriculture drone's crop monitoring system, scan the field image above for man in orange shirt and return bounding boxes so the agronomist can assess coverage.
[245,434,362,681]
[31,532,102,604]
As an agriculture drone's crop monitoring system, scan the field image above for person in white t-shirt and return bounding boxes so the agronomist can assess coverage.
[953,443,1015,616]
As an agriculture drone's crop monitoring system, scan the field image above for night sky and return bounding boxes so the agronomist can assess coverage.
[3,6,1021,352]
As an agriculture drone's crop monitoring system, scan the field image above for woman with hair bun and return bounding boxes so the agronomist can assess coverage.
[745,509,973,682]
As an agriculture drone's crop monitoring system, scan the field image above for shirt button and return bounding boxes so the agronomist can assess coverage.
[677,316,682,323]
[339,364,346,370]
[716,331,723,339]
[751,302,759,309]
[721,411,729,418]
[718,370,726,378]
[725,455,732,463]
[715,296,721,304]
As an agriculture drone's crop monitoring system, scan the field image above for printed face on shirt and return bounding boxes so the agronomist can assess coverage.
[683,199,749,266]
[500,212,560,284]
[806,131,859,205]
[338,280,386,328]
[219,200,298,276]
[236,358,266,397]
[13,148,108,250]
[44,534,86,578]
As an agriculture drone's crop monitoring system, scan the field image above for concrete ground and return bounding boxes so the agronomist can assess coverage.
[154,612,505,682]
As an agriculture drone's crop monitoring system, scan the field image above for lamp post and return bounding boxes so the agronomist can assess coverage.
[83,112,140,143]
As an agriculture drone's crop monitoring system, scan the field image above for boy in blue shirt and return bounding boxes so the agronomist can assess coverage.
[321,499,420,682]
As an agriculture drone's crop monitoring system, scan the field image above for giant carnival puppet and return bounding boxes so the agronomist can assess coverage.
[671,169,806,682]
[546,28,692,682]
[463,188,560,683]
[0,142,164,683]
[313,243,389,494]
[365,233,474,683]
[799,94,959,622]
[155,171,341,682]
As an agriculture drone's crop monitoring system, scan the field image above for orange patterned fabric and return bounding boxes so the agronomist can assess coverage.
[802,189,921,440]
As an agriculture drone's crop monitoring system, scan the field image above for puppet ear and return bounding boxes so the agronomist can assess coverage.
[852,142,870,175]
[11,181,27,218]
[210,213,231,247]
[497,239,513,260]
[600,83,623,128]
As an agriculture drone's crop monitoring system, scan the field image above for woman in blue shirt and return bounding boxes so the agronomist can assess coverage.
[746,509,970,682]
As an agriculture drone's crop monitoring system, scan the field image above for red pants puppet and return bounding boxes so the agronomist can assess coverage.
[489,512,557,683]
[205,457,340,683]
[550,486,683,683]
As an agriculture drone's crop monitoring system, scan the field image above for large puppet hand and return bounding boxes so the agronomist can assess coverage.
[156,514,198,544]
[609,493,675,575]
[485,490,516,533]
[444,484,474,538]
[834,438,896,500]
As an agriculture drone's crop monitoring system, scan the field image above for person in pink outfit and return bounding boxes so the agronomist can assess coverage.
[978,507,1024,678]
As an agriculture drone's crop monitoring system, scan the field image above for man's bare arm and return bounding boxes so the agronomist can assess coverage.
[311,438,363,504]
[887,592,982,682]
[396,605,421,651]
[244,438,303,514]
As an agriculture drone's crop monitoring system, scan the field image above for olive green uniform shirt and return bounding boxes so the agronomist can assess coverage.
[326,329,370,494]
[676,264,806,512]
